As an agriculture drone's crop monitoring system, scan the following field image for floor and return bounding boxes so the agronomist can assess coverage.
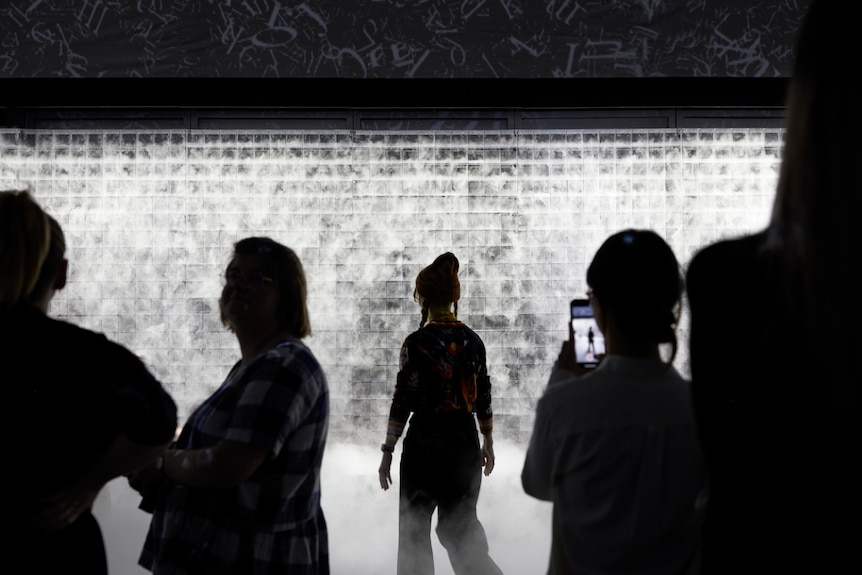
[94,438,553,575]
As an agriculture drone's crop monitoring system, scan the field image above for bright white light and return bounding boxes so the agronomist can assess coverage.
[1,127,780,573]
[1,128,780,438]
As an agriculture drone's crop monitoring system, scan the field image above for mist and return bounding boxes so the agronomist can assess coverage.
[5,126,781,573]
[94,439,552,575]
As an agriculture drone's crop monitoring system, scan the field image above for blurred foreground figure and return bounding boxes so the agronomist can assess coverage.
[522,229,707,575]
[685,1,861,572]
[378,252,503,575]
[131,237,330,575]
[1,189,178,574]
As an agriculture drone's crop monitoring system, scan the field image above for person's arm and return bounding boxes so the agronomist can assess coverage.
[475,366,496,476]
[378,433,398,491]
[161,440,270,488]
[474,337,496,476]
[480,431,495,476]
[30,433,171,533]
[160,360,312,488]
[379,405,409,491]
[33,336,178,531]
[379,338,414,491]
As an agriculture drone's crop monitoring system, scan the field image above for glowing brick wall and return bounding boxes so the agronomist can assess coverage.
[0,129,781,443]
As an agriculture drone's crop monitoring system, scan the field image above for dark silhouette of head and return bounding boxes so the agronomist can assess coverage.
[771,0,860,258]
[587,229,683,363]
[0,189,51,311]
[414,251,461,327]
[768,0,860,428]
[219,237,312,338]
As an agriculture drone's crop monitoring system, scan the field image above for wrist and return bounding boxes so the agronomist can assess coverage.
[155,453,167,476]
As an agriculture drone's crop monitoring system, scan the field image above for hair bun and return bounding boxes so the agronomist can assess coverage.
[415,252,461,304]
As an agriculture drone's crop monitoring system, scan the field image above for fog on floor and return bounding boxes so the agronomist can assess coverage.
[93,439,552,575]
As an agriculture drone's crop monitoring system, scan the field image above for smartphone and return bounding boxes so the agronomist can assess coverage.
[570,298,605,369]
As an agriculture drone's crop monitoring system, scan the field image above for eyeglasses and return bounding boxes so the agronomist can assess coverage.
[224,269,274,289]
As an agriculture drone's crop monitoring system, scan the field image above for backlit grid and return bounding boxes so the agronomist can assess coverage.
[0,128,781,443]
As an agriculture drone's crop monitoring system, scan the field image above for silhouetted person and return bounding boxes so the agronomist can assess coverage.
[378,252,503,575]
[130,237,330,574]
[2,189,177,575]
[523,229,707,575]
[587,326,596,355]
[686,1,861,573]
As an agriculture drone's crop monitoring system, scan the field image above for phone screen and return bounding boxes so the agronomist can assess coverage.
[570,299,605,368]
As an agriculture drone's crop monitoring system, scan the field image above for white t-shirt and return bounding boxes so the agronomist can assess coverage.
[522,355,708,575]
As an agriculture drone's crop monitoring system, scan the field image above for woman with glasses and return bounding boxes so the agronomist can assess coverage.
[130,236,331,575]
[522,229,708,575]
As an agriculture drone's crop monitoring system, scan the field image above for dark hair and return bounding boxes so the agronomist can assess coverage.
[219,237,312,338]
[771,0,860,264]
[414,252,461,328]
[768,0,860,428]
[0,189,50,310]
[29,214,66,304]
[586,229,683,364]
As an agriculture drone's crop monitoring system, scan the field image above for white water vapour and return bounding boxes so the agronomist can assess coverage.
[94,439,552,575]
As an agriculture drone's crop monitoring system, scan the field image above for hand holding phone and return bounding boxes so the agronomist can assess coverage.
[555,319,581,374]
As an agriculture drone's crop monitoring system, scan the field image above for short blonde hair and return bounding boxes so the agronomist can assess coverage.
[0,189,51,310]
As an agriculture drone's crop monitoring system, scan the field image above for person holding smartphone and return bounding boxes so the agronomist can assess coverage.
[521,229,708,575]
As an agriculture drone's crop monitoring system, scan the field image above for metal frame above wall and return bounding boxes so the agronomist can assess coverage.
[5,107,787,131]
[0,77,788,130]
